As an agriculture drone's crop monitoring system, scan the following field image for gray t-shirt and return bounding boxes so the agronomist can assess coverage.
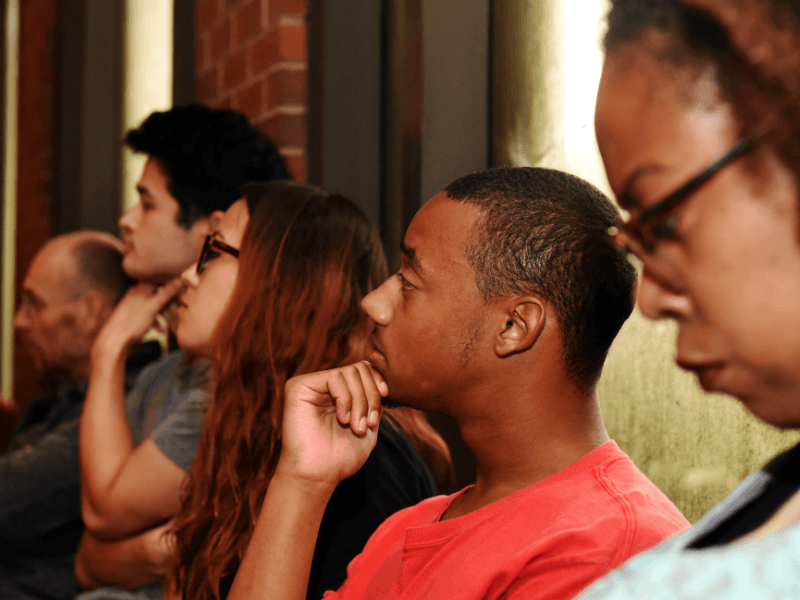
[126,349,209,471]
[77,350,209,600]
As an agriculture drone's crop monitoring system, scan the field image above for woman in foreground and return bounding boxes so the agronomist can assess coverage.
[578,0,800,597]
[167,181,451,600]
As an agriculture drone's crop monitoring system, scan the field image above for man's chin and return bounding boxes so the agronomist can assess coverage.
[121,256,147,281]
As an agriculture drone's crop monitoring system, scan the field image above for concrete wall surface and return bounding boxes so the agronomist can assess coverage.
[599,313,800,523]
[493,0,800,523]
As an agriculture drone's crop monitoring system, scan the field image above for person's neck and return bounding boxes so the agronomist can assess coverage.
[63,359,91,387]
[441,374,609,521]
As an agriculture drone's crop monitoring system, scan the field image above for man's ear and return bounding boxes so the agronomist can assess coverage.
[75,289,108,335]
[495,297,546,357]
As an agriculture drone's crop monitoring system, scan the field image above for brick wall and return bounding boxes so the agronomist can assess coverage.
[195,0,308,182]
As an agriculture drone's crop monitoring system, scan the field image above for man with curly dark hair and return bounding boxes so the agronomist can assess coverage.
[74,105,289,598]
[119,104,289,283]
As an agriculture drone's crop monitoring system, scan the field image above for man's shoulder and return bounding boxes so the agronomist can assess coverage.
[596,443,689,530]
[458,442,687,566]
[543,441,689,567]
[9,385,85,448]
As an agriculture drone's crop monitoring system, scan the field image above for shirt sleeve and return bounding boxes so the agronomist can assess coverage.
[149,388,208,472]
[0,411,82,544]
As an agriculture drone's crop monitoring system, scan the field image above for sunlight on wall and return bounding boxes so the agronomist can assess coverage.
[559,0,800,522]
[491,0,800,522]
[563,0,609,192]
[1,0,19,401]
[121,0,174,212]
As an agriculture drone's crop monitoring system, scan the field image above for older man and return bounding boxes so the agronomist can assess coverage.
[0,231,159,600]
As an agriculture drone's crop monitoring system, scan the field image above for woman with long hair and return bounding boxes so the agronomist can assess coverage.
[167,180,451,600]
[576,0,800,597]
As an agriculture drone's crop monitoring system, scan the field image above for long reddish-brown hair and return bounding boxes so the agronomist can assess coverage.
[168,181,452,600]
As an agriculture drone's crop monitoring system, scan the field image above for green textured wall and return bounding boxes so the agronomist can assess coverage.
[492,0,800,523]
[599,313,800,523]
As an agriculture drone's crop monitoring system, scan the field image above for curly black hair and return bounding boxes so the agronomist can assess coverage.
[445,167,637,391]
[125,104,290,227]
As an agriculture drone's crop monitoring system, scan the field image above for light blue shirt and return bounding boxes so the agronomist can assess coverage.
[578,470,800,599]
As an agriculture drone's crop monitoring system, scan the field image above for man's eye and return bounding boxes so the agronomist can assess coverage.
[397,273,414,291]
[206,249,221,262]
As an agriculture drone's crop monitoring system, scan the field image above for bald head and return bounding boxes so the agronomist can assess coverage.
[14,231,130,382]
[31,231,127,302]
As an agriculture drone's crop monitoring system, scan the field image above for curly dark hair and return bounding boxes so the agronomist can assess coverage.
[445,167,637,391]
[604,0,800,190]
[124,104,290,227]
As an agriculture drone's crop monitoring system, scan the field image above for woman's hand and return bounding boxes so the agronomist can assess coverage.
[93,279,185,359]
[277,361,388,490]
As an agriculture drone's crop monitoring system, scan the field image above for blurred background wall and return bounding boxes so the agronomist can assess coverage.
[1,0,797,521]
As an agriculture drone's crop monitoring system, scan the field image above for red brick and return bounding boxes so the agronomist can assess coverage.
[236,0,262,45]
[209,19,231,63]
[278,23,306,61]
[250,31,279,75]
[235,79,264,120]
[260,113,306,147]
[197,66,219,103]
[269,0,307,17]
[197,0,221,34]
[223,47,248,89]
[214,95,233,110]
[282,153,306,182]
[267,68,306,109]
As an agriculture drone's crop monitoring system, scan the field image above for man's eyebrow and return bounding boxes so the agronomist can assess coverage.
[400,240,423,272]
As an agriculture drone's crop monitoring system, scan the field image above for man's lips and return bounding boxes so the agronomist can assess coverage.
[369,333,387,364]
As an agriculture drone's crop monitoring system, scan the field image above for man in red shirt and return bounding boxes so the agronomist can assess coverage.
[229,167,689,600]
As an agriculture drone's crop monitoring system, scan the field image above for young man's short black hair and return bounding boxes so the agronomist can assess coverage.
[124,104,290,227]
[445,167,637,391]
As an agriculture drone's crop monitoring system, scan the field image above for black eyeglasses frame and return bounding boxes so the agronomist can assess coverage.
[196,234,240,276]
[610,136,757,253]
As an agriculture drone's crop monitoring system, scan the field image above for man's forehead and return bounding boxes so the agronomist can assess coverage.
[25,243,77,300]
[403,194,481,269]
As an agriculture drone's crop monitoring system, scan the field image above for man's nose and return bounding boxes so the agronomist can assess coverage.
[118,203,140,234]
[13,305,29,331]
[361,277,395,326]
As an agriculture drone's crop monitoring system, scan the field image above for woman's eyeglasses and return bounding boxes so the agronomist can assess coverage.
[197,234,239,276]
[607,136,756,286]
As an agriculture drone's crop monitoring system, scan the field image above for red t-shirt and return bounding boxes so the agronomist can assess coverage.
[322,441,688,600]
